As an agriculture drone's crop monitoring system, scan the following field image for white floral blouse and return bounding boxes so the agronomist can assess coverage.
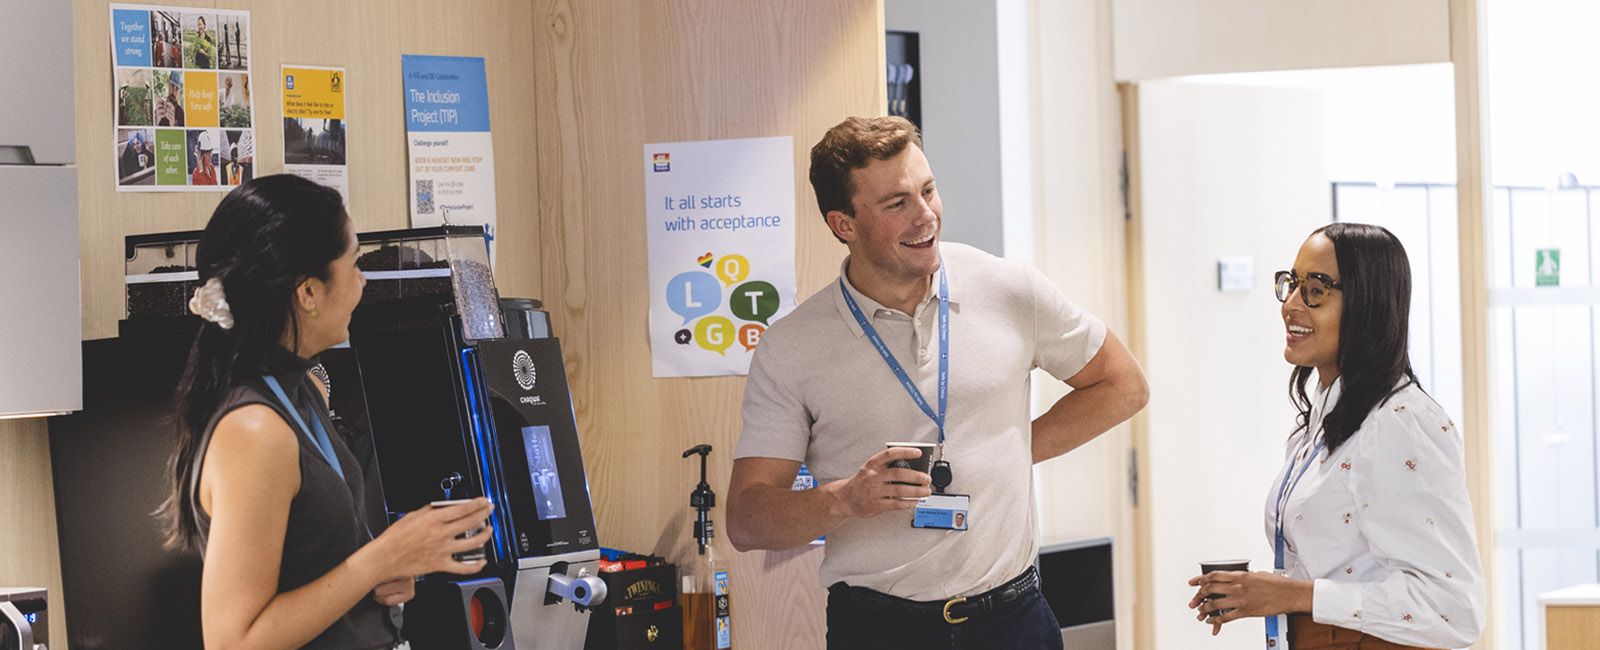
[1263,377,1486,648]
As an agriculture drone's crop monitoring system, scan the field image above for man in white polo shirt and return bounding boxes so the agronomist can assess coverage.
[727,116,1148,650]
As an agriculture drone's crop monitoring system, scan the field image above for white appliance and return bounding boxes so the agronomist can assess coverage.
[0,0,80,419]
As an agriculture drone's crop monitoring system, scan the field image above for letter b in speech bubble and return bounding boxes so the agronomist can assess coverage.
[730,280,779,325]
[738,323,765,351]
[695,316,735,356]
[667,271,721,325]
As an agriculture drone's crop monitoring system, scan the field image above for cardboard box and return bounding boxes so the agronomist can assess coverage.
[586,560,682,650]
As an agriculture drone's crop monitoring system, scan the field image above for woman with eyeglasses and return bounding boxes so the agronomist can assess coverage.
[1186,223,1485,650]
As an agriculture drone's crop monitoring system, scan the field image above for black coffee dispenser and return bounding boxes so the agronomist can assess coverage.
[349,226,606,650]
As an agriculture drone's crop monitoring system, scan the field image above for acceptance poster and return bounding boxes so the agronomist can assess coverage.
[111,4,254,191]
[282,65,349,206]
[645,137,798,378]
[402,55,497,246]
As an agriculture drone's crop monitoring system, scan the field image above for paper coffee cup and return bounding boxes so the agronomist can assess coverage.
[885,442,936,500]
[430,499,488,563]
[884,442,936,475]
[1198,559,1249,615]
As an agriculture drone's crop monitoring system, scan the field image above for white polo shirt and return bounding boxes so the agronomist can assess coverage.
[735,242,1106,599]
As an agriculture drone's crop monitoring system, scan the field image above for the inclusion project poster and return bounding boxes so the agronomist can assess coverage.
[402,55,497,251]
[282,65,349,206]
[111,4,254,191]
[644,136,798,378]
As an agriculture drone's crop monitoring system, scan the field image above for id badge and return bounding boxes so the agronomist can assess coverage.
[912,494,969,530]
[1265,613,1292,649]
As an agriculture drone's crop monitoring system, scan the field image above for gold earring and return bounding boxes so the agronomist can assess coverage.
[310,305,318,318]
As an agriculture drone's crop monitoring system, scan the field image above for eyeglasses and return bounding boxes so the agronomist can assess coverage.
[1274,271,1342,308]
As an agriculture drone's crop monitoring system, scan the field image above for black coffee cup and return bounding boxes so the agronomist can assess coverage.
[1198,559,1250,615]
[885,442,935,497]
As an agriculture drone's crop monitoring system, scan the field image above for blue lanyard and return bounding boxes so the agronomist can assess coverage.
[1273,436,1325,571]
[263,374,345,481]
[839,266,949,444]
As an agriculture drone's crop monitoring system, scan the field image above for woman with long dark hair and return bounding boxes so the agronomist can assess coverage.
[1186,223,1485,649]
[156,175,492,649]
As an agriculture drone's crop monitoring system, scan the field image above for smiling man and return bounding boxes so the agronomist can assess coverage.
[726,116,1149,650]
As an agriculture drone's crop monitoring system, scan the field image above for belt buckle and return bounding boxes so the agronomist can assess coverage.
[942,597,969,624]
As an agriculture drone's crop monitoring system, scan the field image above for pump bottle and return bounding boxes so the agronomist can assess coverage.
[681,444,730,650]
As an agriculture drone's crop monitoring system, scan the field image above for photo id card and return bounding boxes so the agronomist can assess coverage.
[912,494,969,530]
[1265,613,1291,649]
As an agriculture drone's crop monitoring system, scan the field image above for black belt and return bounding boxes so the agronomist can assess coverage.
[828,565,1041,624]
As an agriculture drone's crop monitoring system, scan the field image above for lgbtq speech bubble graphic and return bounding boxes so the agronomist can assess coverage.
[715,254,750,286]
[667,271,721,325]
[695,316,735,355]
[738,323,765,351]
[730,280,779,325]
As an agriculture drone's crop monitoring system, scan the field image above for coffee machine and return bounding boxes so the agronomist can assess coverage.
[0,588,48,650]
[348,226,606,650]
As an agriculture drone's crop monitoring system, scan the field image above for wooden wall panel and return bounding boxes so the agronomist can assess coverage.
[74,0,542,342]
[0,418,68,646]
[532,1,884,647]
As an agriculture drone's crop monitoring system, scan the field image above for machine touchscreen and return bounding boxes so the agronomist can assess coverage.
[476,337,597,559]
[522,425,568,521]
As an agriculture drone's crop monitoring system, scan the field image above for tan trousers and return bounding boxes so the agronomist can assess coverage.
[1289,614,1444,650]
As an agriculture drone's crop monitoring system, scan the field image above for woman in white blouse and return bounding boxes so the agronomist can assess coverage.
[1187,223,1486,649]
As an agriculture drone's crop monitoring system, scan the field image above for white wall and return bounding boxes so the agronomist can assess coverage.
[1188,64,1458,185]
[1027,0,1136,646]
[1028,0,1127,540]
[1486,0,1600,187]
[1113,0,1450,81]
[1136,80,1330,649]
[885,0,1015,256]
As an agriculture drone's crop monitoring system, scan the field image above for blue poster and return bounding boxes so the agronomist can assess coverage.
[401,55,498,247]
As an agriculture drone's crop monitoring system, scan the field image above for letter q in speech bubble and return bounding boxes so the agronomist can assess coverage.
[715,254,750,287]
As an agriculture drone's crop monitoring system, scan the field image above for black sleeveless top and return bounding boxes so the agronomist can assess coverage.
[190,350,399,649]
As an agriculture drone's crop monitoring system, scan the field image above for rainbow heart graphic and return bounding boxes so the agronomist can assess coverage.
[697,252,714,268]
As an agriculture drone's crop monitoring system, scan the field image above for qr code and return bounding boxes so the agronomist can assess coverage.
[414,179,435,215]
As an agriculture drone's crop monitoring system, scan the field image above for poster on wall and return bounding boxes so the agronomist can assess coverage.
[402,55,497,251]
[110,4,254,191]
[282,65,349,206]
[644,136,798,378]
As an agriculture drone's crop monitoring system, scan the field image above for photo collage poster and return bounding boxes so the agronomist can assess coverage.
[111,4,255,191]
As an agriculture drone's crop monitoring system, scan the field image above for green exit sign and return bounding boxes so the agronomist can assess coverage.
[1536,249,1560,287]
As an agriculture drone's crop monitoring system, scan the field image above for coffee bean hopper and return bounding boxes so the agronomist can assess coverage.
[123,230,203,321]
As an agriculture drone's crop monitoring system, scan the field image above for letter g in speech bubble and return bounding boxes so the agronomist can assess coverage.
[695,316,735,356]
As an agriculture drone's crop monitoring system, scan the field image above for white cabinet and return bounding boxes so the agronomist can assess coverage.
[0,0,79,418]
[0,0,74,164]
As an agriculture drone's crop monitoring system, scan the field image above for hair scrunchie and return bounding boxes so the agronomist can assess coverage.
[188,276,235,330]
